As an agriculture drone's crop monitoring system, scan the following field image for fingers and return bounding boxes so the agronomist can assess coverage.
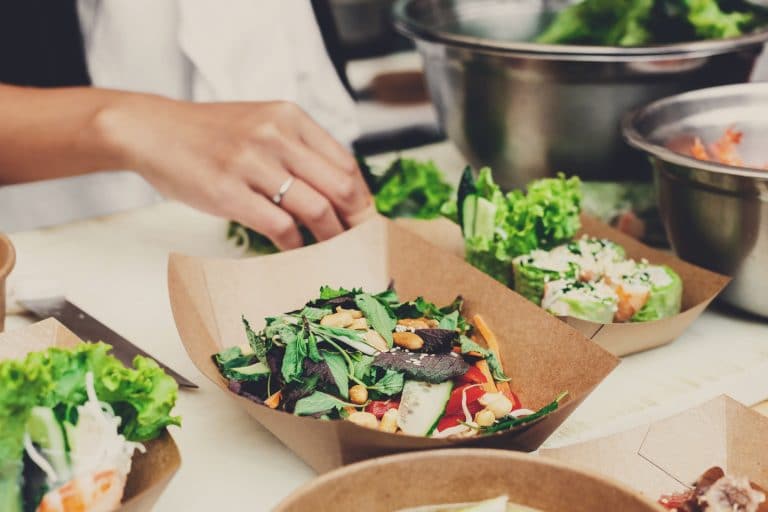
[242,159,345,242]
[220,180,304,251]
[277,136,372,220]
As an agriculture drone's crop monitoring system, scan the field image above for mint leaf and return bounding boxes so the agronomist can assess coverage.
[438,311,459,330]
[243,316,269,362]
[319,286,360,300]
[298,306,331,322]
[281,332,307,383]
[322,351,349,399]
[355,293,396,347]
[294,391,356,416]
[352,355,375,382]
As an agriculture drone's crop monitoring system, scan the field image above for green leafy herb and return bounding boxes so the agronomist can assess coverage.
[482,392,569,434]
[322,351,350,399]
[355,293,396,347]
[352,354,375,382]
[293,391,357,416]
[227,362,270,381]
[438,311,459,330]
[535,0,765,47]
[457,168,582,284]
[368,370,405,396]
[298,306,332,322]
[319,285,359,300]
[214,346,254,380]
[373,158,455,219]
[243,316,269,362]
[281,332,307,384]
[459,336,510,382]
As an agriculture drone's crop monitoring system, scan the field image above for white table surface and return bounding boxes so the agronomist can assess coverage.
[5,142,768,511]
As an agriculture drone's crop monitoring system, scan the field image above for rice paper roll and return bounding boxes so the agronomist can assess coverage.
[561,237,625,281]
[541,279,618,323]
[512,250,578,304]
[631,265,683,322]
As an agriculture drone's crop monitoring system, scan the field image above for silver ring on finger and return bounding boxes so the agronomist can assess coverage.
[272,177,295,206]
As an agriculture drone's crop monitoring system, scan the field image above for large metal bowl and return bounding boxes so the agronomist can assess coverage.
[394,0,768,189]
[623,82,768,318]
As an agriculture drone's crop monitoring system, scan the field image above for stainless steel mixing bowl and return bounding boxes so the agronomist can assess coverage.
[623,82,768,318]
[393,0,768,189]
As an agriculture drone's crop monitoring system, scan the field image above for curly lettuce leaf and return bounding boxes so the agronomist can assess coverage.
[373,158,455,219]
[458,168,582,285]
[536,0,763,46]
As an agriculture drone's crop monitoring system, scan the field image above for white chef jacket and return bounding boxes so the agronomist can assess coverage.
[0,1,358,232]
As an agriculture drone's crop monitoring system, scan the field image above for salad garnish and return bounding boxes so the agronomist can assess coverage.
[213,286,567,438]
[0,343,180,512]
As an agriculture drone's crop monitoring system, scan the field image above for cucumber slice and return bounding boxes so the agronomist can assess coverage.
[26,406,69,479]
[472,197,497,240]
[397,380,453,437]
[461,195,478,238]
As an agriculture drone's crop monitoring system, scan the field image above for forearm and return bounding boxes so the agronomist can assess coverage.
[0,84,136,184]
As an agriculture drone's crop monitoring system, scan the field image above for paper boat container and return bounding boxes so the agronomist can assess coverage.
[168,215,618,473]
[276,448,662,511]
[0,318,181,512]
[0,233,15,332]
[396,215,730,357]
[541,395,768,500]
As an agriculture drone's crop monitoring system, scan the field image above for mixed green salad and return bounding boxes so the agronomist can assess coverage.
[455,168,683,323]
[214,286,566,438]
[0,343,180,512]
[228,157,455,253]
[536,0,768,46]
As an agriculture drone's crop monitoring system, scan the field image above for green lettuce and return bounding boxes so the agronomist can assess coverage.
[632,266,683,322]
[457,168,582,284]
[0,343,180,512]
[536,0,764,46]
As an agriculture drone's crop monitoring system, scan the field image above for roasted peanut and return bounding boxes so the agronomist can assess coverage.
[379,408,399,434]
[348,317,369,330]
[479,392,514,419]
[397,318,430,330]
[349,384,368,405]
[363,330,389,352]
[393,331,424,351]
[320,311,355,328]
[426,318,439,328]
[336,306,363,319]
[347,411,378,430]
[474,408,496,427]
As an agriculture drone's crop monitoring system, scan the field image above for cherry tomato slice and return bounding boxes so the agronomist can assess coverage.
[445,384,485,417]
[457,365,487,385]
[365,400,399,419]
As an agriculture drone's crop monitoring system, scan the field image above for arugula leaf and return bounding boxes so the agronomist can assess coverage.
[322,351,349,399]
[482,392,568,434]
[243,316,269,362]
[368,370,405,396]
[459,336,510,382]
[293,391,357,416]
[354,293,396,347]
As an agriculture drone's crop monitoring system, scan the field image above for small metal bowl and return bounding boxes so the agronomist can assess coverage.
[623,82,768,318]
[394,0,768,189]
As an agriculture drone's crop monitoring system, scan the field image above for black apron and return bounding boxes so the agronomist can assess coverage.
[0,0,90,87]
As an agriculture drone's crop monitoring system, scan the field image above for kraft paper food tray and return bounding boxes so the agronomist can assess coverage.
[541,395,768,501]
[0,233,15,332]
[168,215,619,474]
[396,215,730,357]
[0,318,181,512]
[276,449,663,511]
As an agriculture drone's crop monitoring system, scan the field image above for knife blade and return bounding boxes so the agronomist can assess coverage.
[19,296,198,388]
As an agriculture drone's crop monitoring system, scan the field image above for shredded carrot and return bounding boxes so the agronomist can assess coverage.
[472,314,512,395]
[264,390,282,409]
[474,359,498,393]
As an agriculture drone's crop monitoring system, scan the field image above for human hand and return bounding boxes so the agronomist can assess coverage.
[98,95,373,250]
